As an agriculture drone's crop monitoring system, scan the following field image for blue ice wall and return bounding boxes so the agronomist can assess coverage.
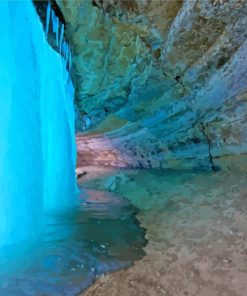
[0,1,76,247]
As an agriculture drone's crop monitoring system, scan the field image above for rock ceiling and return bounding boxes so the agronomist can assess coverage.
[58,0,247,170]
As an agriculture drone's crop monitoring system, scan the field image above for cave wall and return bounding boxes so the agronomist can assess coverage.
[60,0,247,170]
[0,1,76,246]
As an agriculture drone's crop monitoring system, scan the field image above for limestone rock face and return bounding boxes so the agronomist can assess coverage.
[60,0,247,170]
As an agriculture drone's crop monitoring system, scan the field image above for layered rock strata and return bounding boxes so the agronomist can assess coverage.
[59,0,247,170]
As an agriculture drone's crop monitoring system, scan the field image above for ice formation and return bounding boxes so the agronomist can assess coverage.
[0,1,76,247]
[59,23,64,53]
[52,10,59,46]
[45,2,51,37]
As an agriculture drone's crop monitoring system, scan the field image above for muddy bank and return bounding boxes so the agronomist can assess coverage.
[79,159,247,296]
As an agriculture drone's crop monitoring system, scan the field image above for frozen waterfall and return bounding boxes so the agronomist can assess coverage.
[0,1,76,247]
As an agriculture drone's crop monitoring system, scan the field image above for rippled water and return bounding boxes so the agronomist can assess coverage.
[0,189,146,295]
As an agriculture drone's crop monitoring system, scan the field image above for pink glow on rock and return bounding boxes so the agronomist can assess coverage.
[76,133,131,168]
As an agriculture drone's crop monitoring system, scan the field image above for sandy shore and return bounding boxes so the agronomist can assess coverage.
[78,163,247,296]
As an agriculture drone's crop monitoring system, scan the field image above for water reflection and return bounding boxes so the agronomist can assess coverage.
[0,189,146,295]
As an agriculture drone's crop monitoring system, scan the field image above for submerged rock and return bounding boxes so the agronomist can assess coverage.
[104,175,118,191]
[104,172,130,191]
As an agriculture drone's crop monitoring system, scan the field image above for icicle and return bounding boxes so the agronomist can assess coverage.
[67,47,71,70]
[52,10,58,35]
[51,10,55,32]
[59,23,64,53]
[45,2,51,37]
[66,45,69,63]
[64,42,68,62]
[66,45,70,68]
[69,49,72,70]
[63,42,66,59]
[67,48,70,69]
[61,41,63,56]
[61,41,64,57]
[62,41,66,58]
[68,50,70,70]
[56,20,59,46]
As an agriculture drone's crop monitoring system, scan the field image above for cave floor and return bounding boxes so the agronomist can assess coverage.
[78,165,247,296]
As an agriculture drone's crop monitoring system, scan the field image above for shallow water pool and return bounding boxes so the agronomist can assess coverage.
[0,189,146,295]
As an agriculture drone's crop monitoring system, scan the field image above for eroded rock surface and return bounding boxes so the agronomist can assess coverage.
[58,0,247,170]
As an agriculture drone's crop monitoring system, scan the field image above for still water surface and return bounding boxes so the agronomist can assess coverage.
[0,189,146,295]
